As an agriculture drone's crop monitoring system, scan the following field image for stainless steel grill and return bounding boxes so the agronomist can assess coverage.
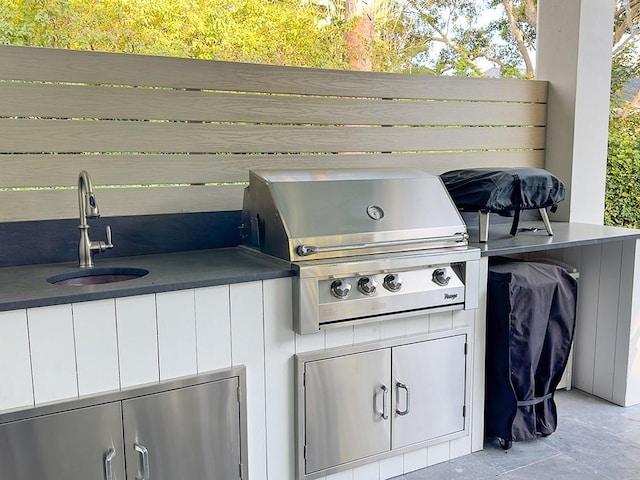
[241,168,481,334]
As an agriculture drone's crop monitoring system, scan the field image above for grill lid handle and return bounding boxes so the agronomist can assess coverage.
[296,233,469,257]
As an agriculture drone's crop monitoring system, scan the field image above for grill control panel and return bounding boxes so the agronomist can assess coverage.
[292,252,481,335]
[321,266,459,302]
[316,265,465,325]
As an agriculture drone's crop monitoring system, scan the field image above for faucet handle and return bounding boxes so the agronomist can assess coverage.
[105,225,113,249]
[89,226,114,255]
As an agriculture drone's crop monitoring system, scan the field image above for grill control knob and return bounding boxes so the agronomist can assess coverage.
[357,276,378,295]
[383,274,403,292]
[432,268,451,286]
[330,279,352,299]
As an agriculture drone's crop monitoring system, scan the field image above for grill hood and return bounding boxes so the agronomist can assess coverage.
[241,169,469,262]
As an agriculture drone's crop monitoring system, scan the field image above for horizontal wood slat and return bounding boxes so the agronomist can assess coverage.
[0,185,245,222]
[1,120,546,153]
[1,45,548,102]
[0,83,547,126]
[0,151,545,188]
[0,45,550,222]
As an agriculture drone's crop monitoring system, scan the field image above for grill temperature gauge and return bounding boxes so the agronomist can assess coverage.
[330,279,352,299]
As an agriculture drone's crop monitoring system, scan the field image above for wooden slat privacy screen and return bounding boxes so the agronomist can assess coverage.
[0,45,548,222]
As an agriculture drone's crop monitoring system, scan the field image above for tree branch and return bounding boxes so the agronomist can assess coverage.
[478,53,508,69]
[615,0,640,20]
[429,23,483,75]
[621,87,640,120]
[525,0,537,28]
[502,0,534,77]
[613,33,634,56]
[613,1,640,46]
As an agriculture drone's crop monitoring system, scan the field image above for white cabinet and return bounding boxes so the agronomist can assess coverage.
[0,367,247,480]
[296,330,469,479]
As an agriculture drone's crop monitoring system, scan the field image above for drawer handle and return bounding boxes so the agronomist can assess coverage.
[104,448,116,480]
[396,382,410,416]
[134,443,150,480]
[377,385,390,420]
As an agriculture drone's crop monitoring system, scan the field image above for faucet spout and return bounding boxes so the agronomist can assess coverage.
[78,170,114,268]
[78,170,99,224]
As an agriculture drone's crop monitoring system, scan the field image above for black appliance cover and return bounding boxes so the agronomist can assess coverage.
[485,259,577,444]
[440,168,565,235]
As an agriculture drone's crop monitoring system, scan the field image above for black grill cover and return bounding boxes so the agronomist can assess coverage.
[440,168,565,235]
[485,260,577,442]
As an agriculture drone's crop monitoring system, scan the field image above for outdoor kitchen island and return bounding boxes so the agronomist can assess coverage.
[0,221,639,480]
[0,39,564,480]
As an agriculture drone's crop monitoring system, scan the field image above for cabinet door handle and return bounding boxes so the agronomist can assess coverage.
[134,443,150,480]
[396,382,410,416]
[377,384,390,420]
[104,448,116,480]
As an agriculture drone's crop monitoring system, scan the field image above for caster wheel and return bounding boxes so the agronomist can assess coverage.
[499,438,513,450]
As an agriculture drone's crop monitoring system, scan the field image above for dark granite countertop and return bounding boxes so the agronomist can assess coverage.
[469,221,640,256]
[3,222,639,312]
[1,247,294,312]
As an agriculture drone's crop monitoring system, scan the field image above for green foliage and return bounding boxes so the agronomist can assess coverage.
[606,39,640,229]
[611,43,640,109]
[0,0,350,68]
[606,113,640,228]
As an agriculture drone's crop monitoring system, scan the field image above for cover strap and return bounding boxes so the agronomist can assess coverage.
[517,392,553,407]
[510,174,522,236]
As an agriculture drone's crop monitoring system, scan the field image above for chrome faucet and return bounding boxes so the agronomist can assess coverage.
[78,170,113,268]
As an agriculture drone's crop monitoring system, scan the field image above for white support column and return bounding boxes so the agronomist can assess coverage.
[537,0,614,224]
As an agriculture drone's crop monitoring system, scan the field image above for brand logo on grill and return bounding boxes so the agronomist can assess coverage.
[444,293,458,300]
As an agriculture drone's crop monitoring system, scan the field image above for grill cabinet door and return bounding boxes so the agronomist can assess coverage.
[0,402,125,480]
[391,335,467,449]
[123,378,242,480]
[304,349,391,474]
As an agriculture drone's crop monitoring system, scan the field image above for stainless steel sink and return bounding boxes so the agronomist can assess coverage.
[47,267,149,286]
